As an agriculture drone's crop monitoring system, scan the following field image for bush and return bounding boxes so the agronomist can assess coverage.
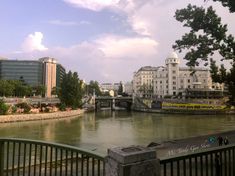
[59,103,66,111]
[11,106,17,114]
[0,99,9,115]
[16,102,31,113]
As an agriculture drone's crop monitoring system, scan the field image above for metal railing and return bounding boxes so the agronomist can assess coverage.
[160,144,235,176]
[0,138,105,176]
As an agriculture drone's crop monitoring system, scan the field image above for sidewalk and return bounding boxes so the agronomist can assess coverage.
[156,130,235,158]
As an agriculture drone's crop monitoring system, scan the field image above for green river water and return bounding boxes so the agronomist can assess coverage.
[0,111,235,155]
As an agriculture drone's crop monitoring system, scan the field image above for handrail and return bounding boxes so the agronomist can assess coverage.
[160,143,235,162]
[0,138,105,160]
[0,138,105,176]
[160,143,235,176]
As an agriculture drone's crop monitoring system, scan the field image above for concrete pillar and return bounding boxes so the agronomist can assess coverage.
[111,99,115,111]
[105,146,160,176]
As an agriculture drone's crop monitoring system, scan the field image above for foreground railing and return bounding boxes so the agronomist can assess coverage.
[0,138,105,176]
[160,144,235,176]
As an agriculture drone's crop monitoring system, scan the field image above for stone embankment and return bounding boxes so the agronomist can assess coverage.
[0,109,84,123]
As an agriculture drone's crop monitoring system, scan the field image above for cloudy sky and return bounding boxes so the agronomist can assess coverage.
[0,0,234,83]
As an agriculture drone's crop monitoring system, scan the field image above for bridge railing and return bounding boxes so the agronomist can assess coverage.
[160,144,235,176]
[0,138,105,176]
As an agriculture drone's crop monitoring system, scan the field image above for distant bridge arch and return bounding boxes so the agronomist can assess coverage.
[95,96,132,111]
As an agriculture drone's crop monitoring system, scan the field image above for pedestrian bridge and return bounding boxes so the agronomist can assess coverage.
[0,138,234,175]
[95,96,132,111]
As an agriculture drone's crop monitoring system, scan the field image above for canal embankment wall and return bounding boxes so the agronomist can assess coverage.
[0,109,84,123]
[132,107,235,115]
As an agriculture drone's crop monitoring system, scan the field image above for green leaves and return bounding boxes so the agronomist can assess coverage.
[58,71,83,108]
[173,4,233,67]
[174,3,235,102]
[212,0,235,12]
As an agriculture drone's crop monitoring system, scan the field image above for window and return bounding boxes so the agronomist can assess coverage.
[173,81,176,85]
[188,79,190,83]
[160,81,162,84]
[173,76,176,79]
[166,85,168,88]
[188,85,191,88]
[173,87,176,90]
[172,70,176,74]
[180,79,183,83]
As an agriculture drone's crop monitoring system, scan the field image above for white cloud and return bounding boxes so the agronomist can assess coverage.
[95,34,158,58]
[5,33,159,82]
[48,20,79,26]
[21,32,48,52]
[63,0,120,11]
[48,20,91,26]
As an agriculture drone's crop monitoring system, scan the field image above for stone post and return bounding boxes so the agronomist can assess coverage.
[105,146,160,176]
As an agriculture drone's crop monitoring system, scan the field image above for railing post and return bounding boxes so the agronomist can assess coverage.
[105,146,160,176]
[0,141,4,176]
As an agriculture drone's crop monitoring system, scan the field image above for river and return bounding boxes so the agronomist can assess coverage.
[0,111,235,155]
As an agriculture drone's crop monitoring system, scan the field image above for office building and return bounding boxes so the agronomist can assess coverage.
[0,58,65,97]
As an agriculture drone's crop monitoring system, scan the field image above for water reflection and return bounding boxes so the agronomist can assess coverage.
[0,111,235,154]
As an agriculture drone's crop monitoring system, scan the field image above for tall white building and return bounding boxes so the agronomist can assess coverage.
[133,52,214,98]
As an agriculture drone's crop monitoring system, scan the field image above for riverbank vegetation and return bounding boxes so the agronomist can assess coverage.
[0,79,46,97]
[58,71,83,110]
[162,102,226,110]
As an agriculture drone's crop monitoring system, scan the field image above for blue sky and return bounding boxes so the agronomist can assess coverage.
[0,0,235,83]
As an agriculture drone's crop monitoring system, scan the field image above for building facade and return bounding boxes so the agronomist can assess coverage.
[133,52,214,98]
[133,66,157,98]
[0,58,65,97]
[0,60,43,86]
[39,57,57,97]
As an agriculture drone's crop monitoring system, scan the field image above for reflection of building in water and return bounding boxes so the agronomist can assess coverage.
[43,123,56,141]
[133,52,223,99]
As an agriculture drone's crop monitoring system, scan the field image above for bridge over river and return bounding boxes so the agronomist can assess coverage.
[95,96,132,111]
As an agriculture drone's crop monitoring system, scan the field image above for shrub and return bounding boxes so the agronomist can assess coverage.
[16,102,31,113]
[0,99,9,115]
[11,106,17,114]
[59,103,66,111]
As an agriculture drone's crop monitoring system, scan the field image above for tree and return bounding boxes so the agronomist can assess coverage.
[210,0,235,12]
[0,99,9,115]
[118,82,123,95]
[32,85,46,97]
[51,87,59,96]
[86,80,102,96]
[173,4,235,102]
[59,71,83,108]
[0,80,14,97]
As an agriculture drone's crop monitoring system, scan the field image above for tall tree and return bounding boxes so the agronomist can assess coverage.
[118,82,123,95]
[59,71,83,108]
[0,80,14,96]
[173,4,235,102]
[86,80,101,96]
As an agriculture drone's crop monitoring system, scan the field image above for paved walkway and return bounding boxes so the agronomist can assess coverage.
[156,130,235,158]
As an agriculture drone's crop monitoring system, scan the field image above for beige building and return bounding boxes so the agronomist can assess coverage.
[133,52,215,98]
[133,66,158,98]
[39,57,57,97]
